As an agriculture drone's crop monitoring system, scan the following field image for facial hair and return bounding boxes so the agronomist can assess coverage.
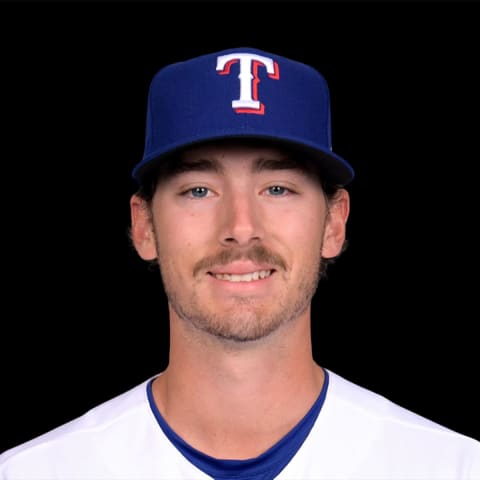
[156,241,324,343]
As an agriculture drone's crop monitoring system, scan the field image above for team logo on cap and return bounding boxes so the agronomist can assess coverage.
[216,53,279,115]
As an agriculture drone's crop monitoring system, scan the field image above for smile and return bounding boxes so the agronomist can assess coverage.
[210,270,274,282]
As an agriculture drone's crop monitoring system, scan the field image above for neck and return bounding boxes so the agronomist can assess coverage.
[152,307,324,459]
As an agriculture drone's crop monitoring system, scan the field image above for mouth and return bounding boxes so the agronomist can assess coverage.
[208,269,275,283]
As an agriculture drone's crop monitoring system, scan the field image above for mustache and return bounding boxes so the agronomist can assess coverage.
[193,245,287,276]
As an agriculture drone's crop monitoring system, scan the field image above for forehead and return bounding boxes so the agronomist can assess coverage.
[181,141,288,163]
[145,139,329,194]
[178,140,319,176]
[142,139,331,198]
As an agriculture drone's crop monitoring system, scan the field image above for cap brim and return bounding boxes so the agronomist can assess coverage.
[133,134,354,187]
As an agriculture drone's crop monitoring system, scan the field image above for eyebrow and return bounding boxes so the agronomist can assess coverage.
[171,158,223,175]
[252,157,306,173]
[171,156,306,176]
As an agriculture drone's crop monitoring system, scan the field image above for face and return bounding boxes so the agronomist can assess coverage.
[130,143,349,343]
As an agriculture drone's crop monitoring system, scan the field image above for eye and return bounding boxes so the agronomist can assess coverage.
[267,185,289,196]
[183,186,211,198]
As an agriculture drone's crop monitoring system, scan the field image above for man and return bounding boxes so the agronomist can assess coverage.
[1,47,479,479]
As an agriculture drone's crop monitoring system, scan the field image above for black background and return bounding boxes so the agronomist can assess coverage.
[1,0,479,454]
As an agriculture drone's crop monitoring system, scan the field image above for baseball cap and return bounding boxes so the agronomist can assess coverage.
[132,47,354,186]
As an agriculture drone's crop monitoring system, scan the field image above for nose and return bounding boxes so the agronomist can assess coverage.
[219,191,264,247]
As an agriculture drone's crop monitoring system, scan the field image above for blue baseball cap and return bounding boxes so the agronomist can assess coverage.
[132,47,354,186]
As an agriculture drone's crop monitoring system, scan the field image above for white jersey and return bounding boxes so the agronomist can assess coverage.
[1,369,479,480]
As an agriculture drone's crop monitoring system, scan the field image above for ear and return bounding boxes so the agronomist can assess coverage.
[321,189,350,259]
[129,194,158,261]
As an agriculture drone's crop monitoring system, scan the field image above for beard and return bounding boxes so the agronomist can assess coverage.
[157,243,323,343]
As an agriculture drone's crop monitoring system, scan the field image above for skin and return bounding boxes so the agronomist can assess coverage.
[130,143,350,459]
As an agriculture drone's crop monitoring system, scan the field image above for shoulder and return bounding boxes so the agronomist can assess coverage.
[326,369,441,422]
[326,369,477,441]
[0,376,157,478]
[306,369,480,479]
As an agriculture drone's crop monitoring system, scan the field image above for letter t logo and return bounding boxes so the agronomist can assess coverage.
[216,53,280,115]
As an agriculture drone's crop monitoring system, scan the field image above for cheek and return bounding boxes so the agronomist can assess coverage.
[268,211,324,271]
[276,207,325,247]
[154,210,210,263]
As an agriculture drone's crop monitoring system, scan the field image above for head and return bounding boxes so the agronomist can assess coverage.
[129,48,354,343]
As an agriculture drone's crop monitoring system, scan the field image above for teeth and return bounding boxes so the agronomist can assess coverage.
[213,270,273,282]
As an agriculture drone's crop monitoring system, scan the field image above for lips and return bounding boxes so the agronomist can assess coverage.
[210,269,274,282]
[207,262,277,283]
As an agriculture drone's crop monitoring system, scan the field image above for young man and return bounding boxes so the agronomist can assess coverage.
[1,47,479,479]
